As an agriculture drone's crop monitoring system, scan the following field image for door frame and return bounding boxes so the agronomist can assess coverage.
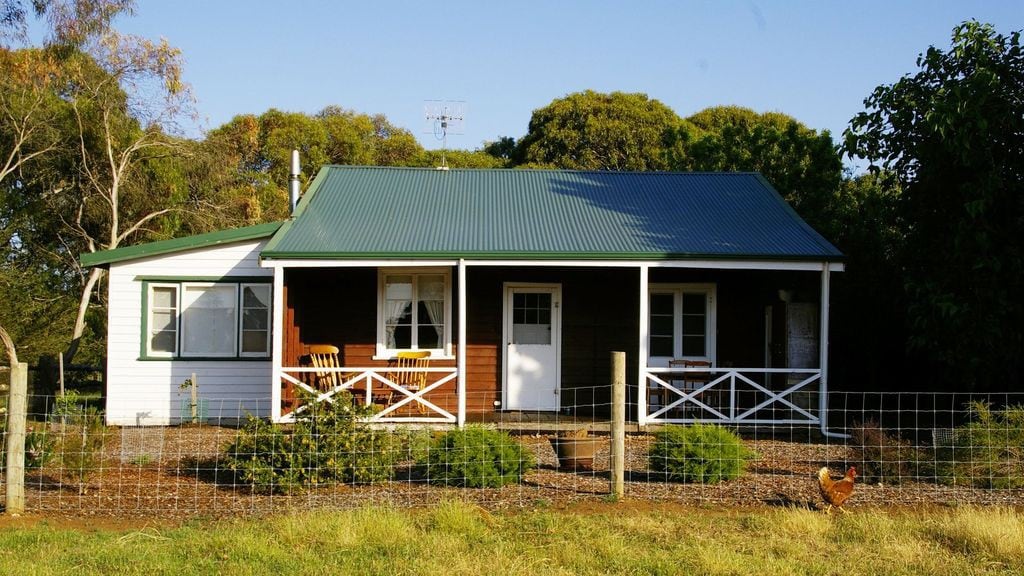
[501,282,562,411]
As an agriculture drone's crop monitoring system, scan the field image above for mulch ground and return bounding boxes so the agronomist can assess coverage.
[2,425,1022,523]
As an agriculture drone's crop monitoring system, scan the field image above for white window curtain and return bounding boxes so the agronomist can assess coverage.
[419,275,446,345]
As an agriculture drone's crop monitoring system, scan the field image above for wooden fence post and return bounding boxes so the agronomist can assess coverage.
[190,372,198,424]
[5,362,28,515]
[610,351,625,500]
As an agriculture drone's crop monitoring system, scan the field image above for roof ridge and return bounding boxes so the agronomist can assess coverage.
[321,165,765,176]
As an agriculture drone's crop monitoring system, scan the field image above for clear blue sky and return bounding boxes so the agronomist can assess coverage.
[114,1,1022,156]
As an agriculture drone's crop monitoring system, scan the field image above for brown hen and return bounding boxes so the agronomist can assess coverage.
[817,466,856,514]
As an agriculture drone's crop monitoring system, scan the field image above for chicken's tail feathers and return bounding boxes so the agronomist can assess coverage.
[817,467,831,480]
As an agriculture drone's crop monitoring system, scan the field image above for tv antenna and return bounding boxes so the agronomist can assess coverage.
[423,100,466,170]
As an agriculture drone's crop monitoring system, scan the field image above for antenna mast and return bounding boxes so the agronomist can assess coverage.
[424,100,466,170]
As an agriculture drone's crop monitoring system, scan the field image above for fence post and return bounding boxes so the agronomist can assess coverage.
[610,351,625,500]
[190,372,198,424]
[5,361,27,515]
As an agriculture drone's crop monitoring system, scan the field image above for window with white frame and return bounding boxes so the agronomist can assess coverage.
[144,281,271,359]
[378,270,450,356]
[648,284,716,363]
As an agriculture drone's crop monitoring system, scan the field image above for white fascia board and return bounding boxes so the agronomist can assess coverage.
[465,259,843,272]
[261,257,843,272]
[260,259,459,269]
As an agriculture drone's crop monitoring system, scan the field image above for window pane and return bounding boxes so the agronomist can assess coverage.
[513,308,525,324]
[153,287,176,308]
[182,285,237,355]
[682,293,706,315]
[243,308,268,331]
[682,335,705,357]
[417,325,442,349]
[418,275,445,300]
[650,293,673,315]
[385,301,412,324]
[682,315,706,335]
[151,310,175,332]
[650,336,673,357]
[151,331,176,353]
[243,285,270,308]
[387,324,411,349]
[513,293,525,308]
[419,299,444,318]
[651,315,674,336]
[242,331,267,353]
[385,276,413,300]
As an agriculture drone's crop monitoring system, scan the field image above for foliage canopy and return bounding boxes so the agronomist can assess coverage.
[844,20,1024,390]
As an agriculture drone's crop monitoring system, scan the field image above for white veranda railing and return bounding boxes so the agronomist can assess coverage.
[280,366,458,423]
[642,367,822,425]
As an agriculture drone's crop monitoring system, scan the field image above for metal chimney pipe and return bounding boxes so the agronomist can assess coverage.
[289,149,300,214]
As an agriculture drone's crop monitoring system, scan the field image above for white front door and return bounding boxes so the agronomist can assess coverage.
[503,284,561,411]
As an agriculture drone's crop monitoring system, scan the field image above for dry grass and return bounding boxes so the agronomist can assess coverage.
[2,503,1023,575]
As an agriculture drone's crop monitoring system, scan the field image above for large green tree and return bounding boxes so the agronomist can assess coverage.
[1,0,136,367]
[515,90,680,171]
[666,106,844,234]
[206,106,426,223]
[844,21,1024,391]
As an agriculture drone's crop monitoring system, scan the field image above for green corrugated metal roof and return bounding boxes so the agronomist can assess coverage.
[80,221,283,267]
[261,167,841,261]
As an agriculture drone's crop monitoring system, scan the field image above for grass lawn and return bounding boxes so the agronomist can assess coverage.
[1,502,1022,575]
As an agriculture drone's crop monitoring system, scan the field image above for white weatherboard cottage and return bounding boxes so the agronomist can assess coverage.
[88,223,280,425]
[84,166,845,432]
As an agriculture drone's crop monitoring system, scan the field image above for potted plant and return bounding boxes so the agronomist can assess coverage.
[548,427,603,471]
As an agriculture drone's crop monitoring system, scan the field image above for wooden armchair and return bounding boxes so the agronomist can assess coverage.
[308,344,342,392]
[383,350,430,412]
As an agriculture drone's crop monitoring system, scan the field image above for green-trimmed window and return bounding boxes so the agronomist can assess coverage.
[144,281,271,359]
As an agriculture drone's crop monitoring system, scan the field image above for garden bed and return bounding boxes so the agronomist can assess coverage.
[3,425,1022,520]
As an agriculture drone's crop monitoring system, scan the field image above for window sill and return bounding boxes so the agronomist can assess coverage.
[372,355,456,362]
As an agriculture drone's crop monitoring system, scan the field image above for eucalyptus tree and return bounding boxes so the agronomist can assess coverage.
[1,0,136,367]
[515,90,681,171]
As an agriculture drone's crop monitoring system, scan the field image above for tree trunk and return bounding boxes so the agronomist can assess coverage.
[0,322,17,366]
[63,266,104,366]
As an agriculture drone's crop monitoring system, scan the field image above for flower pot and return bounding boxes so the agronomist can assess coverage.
[548,437,602,471]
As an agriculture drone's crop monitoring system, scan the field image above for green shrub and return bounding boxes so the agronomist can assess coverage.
[940,402,1024,489]
[850,420,924,484]
[417,426,536,488]
[52,406,108,488]
[648,423,753,483]
[224,392,400,493]
[0,424,53,471]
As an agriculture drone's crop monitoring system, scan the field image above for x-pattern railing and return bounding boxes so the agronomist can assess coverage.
[643,367,822,425]
[281,366,458,423]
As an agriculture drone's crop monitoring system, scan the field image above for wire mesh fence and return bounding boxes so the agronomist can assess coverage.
[1,389,1022,518]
